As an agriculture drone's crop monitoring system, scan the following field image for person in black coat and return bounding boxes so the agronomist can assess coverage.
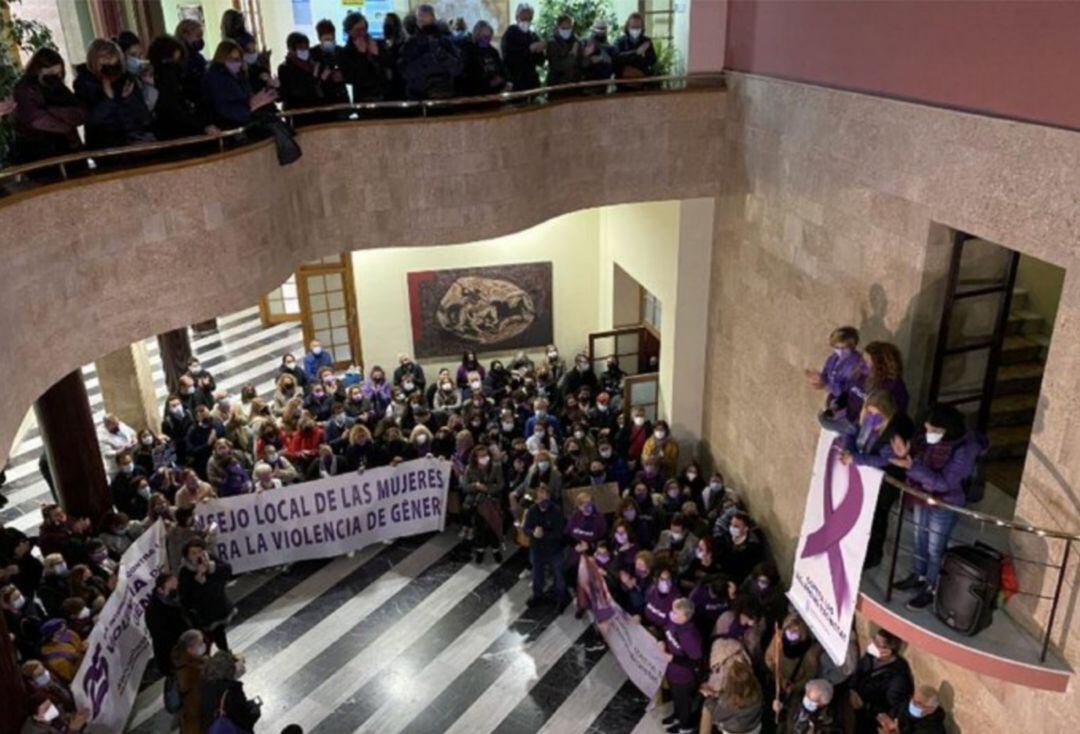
[462,21,507,97]
[186,405,226,479]
[582,21,616,87]
[201,40,276,130]
[311,19,349,107]
[378,12,408,101]
[74,39,155,150]
[522,484,567,606]
[162,395,195,466]
[501,3,545,92]
[198,651,261,733]
[340,12,385,103]
[877,684,948,734]
[10,48,87,168]
[178,538,234,651]
[175,18,209,109]
[146,572,192,676]
[110,451,150,520]
[851,629,915,733]
[148,35,215,140]
[277,32,322,113]
[613,12,657,80]
[714,511,766,585]
[400,5,462,101]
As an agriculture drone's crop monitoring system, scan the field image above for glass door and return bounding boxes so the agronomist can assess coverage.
[297,255,361,369]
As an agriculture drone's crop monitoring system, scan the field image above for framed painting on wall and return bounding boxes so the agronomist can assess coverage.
[407,262,553,359]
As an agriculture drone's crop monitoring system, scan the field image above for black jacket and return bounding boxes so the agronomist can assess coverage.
[400,28,462,101]
[178,558,234,628]
[145,592,192,675]
[501,25,544,92]
[852,653,915,719]
[277,57,322,110]
[199,679,260,733]
[614,34,657,78]
[897,705,947,734]
[151,59,208,139]
[339,40,385,102]
[73,66,154,149]
[461,40,507,96]
[522,502,565,556]
[310,45,350,105]
[162,410,194,464]
[110,468,150,520]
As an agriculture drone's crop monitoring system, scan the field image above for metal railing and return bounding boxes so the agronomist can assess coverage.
[0,72,725,189]
[880,474,1076,662]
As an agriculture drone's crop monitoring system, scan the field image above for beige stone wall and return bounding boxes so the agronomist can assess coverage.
[0,90,724,470]
[703,72,1080,733]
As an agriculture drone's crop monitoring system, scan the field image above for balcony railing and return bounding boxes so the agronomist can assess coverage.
[860,473,1076,690]
[0,72,725,194]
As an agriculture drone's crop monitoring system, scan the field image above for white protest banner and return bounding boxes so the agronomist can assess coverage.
[73,520,166,734]
[788,428,884,666]
[577,556,667,699]
[194,457,451,573]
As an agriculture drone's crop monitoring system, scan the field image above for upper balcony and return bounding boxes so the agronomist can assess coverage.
[0,75,726,467]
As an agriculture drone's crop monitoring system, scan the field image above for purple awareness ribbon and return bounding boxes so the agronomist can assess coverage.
[800,444,864,617]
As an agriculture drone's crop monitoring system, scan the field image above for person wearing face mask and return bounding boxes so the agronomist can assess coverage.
[10,48,87,172]
[393,353,427,393]
[179,539,234,652]
[308,18,348,110]
[546,14,584,90]
[850,629,914,732]
[200,39,277,129]
[302,340,333,381]
[876,685,947,734]
[198,650,261,733]
[609,520,639,573]
[302,381,336,422]
[132,427,167,475]
[613,12,656,83]
[20,697,89,734]
[321,403,353,449]
[523,397,564,441]
[566,493,608,604]
[110,450,150,520]
[805,326,863,435]
[776,678,842,734]
[656,513,699,575]
[501,2,545,93]
[643,566,677,636]
[175,19,208,106]
[278,353,310,391]
[3,583,45,661]
[688,573,733,639]
[581,20,616,89]
[713,595,767,667]
[767,614,823,720]
[146,573,193,677]
[889,403,984,610]
[73,38,155,151]
[148,33,217,140]
[680,537,718,593]
[587,391,618,436]
[560,353,599,403]
[37,555,72,619]
[277,32,323,114]
[340,12,385,103]
[715,511,765,585]
[522,484,567,607]
[461,20,507,96]
[60,597,94,639]
[611,566,646,618]
[741,561,786,627]
[21,658,76,715]
[400,4,463,101]
[83,539,116,582]
[362,366,393,416]
[172,628,209,734]
[97,413,137,474]
[116,30,158,112]
[617,407,652,469]
[641,420,679,478]
[463,446,505,563]
[377,12,407,100]
[455,351,486,390]
[659,597,704,734]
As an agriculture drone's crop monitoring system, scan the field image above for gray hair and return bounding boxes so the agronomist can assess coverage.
[202,650,239,681]
[178,629,203,652]
[805,678,834,705]
[916,685,940,711]
[516,3,534,18]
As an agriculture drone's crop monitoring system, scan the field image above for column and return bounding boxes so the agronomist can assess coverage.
[157,327,193,396]
[34,371,111,527]
[0,610,29,731]
[95,342,160,432]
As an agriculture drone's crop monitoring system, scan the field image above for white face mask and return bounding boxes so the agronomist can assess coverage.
[558,28,572,40]
[12,596,26,611]
[39,703,60,723]
[518,20,532,33]
[628,27,642,40]
[925,431,945,445]
[194,643,207,657]
[296,49,310,61]
[243,51,259,65]
[866,641,882,658]
[77,607,91,620]
[470,381,482,391]
[633,416,645,427]
[312,346,323,355]
[654,430,666,440]
[33,671,50,687]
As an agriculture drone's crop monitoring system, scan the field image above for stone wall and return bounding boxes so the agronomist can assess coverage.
[0,89,725,467]
[703,72,1080,732]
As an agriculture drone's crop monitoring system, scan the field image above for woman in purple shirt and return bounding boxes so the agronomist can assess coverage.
[661,597,705,733]
[643,566,677,636]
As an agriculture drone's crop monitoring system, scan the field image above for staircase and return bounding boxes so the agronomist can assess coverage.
[984,287,1049,495]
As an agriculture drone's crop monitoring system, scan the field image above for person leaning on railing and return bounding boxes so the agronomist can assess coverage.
[400,5,463,101]
[546,14,585,89]
[9,48,87,170]
[175,18,208,110]
[201,40,278,131]
[502,3,545,93]
[460,20,508,96]
[148,35,217,140]
[310,18,349,108]
[73,38,155,151]
[339,11,385,104]
[614,12,657,83]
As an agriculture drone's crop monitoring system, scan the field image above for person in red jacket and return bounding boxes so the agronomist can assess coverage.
[285,415,324,472]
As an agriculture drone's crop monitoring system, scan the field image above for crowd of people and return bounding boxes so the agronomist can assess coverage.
[0,315,972,732]
[0,2,661,175]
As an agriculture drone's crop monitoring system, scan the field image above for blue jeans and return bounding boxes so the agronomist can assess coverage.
[912,503,959,586]
[530,547,566,601]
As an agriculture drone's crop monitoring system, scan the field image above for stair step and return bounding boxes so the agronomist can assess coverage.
[1010,286,1029,310]
[988,393,1039,427]
[999,335,1045,365]
[986,424,1033,460]
[1005,309,1045,336]
[994,360,1045,396]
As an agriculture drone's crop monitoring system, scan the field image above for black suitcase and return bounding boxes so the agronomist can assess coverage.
[934,543,1001,636]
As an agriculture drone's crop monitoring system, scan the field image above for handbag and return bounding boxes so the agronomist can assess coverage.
[208,690,245,734]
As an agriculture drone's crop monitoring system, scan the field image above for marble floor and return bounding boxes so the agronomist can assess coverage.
[0,308,671,733]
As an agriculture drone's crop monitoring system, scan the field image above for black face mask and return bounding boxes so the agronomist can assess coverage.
[192,39,206,52]
[41,73,63,88]
[100,62,123,78]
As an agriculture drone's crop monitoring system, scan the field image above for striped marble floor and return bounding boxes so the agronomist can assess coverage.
[0,308,671,733]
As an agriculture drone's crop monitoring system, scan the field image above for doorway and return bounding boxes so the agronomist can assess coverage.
[927,232,1064,505]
